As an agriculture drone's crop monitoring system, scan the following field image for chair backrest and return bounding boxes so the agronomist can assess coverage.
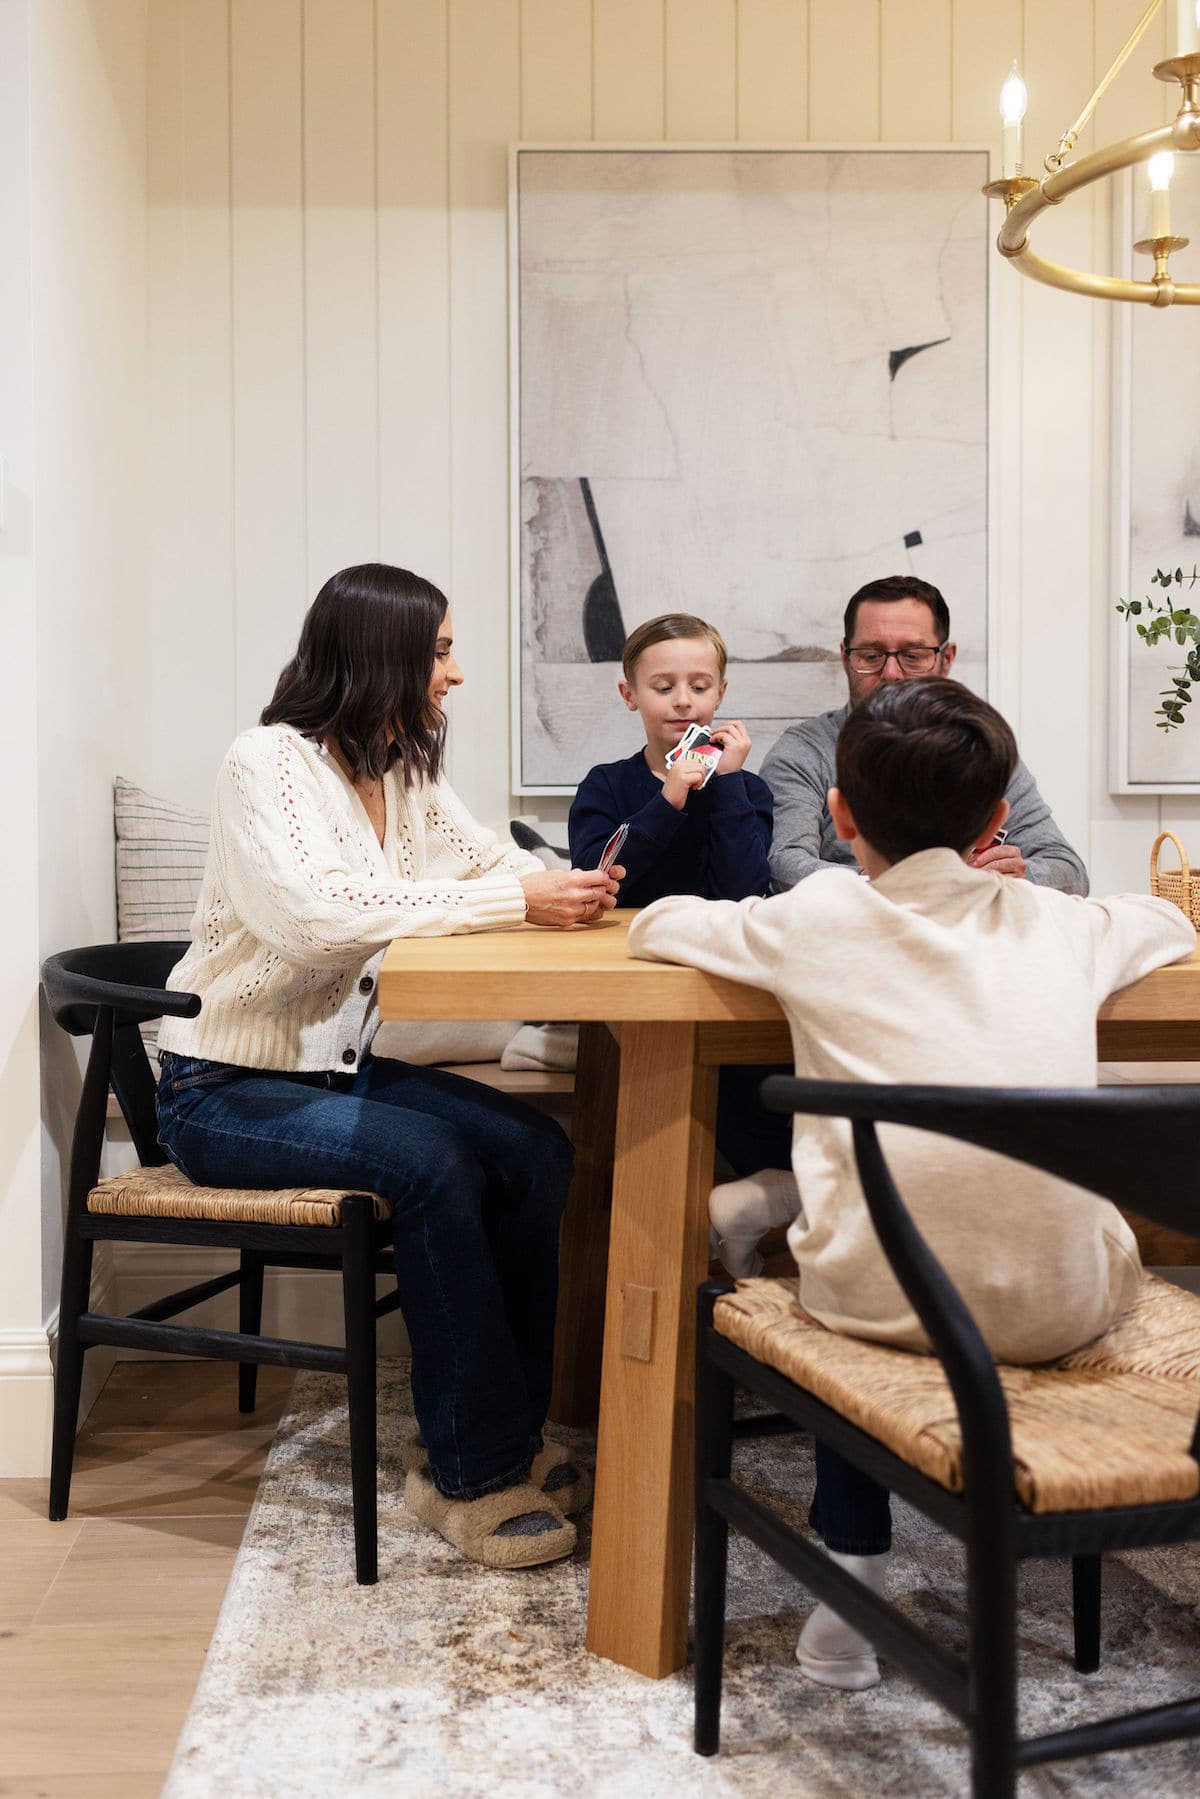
[41,941,199,1176]
[761,1077,1200,1240]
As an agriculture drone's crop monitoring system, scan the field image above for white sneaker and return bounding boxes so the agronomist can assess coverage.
[795,1549,889,1691]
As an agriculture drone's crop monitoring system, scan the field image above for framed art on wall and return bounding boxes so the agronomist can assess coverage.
[509,144,991,795]
[1111,161,1200,793]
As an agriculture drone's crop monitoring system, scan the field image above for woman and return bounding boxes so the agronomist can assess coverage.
[156,564,620,1569]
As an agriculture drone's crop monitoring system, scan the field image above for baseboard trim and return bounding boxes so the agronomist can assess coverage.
[0,1326,54,1476]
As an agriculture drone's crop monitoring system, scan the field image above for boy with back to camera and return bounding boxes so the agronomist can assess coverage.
[629,677,1195,1691]
[570,613,791,1179]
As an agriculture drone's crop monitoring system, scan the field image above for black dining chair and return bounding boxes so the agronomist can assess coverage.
[41,940,401,1583]
[694,1077,1200,1797]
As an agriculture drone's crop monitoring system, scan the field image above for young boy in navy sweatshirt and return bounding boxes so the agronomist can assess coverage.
[569,613,789,1179]
[569,613,773,905]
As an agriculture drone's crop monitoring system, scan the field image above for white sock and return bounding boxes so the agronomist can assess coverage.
[795,1549,890,1691]
[708,1170,799,1278]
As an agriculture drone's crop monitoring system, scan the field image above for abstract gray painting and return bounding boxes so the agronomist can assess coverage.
[513,148,990,792]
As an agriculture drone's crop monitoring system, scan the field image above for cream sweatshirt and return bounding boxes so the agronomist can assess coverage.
[157,724,542,1072]
[628,852,1196,1363]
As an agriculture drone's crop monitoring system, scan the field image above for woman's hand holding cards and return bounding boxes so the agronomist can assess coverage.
[520,865,621,927]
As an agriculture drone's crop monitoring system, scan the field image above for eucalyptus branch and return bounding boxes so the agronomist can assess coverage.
[1116,565,1200,730]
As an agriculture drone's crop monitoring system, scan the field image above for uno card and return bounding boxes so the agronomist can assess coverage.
[971,825,1009,865]
[598,821,629,873]
[663,722,721,788]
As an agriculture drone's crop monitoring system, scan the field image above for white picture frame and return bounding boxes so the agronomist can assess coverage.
[508,143,992,796]
[1110,162,1200,793]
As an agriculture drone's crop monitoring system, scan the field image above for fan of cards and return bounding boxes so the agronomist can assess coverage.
[663,723,722,788]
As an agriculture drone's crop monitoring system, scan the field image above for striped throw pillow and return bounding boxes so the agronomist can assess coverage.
[114,777,210,943]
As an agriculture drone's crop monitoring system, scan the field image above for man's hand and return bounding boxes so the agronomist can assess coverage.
[520,866,620,927]
[709,719,751,774]
[971,841,1028,880]
[662,760,710,811]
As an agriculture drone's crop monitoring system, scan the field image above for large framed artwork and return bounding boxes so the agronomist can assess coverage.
[1111,161,1200,793]
[510,145,991,794]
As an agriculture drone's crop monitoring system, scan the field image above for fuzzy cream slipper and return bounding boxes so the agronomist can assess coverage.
[401,1433,592,1516]
[530,1441,592,1517]
[403,1468,577,1569]
[400,1431,428,1476]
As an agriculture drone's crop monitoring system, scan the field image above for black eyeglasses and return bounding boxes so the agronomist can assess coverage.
[844,643,947,675]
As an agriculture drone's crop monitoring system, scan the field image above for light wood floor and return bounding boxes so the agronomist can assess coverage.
[0,1361,294,1797]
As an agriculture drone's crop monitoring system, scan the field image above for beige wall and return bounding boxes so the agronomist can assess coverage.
[143,0,1198,891]
[0,0,148,1472]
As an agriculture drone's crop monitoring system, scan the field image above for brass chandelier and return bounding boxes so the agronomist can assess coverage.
[983,0,1200,305]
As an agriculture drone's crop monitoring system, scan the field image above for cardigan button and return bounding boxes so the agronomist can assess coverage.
[342,1048,357,1065]
[358,976,374,995]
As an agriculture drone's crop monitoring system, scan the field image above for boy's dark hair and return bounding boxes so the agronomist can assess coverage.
[843,575,951,646]
[262,563,448,788]
[621,613,728,682]
[835,678,1016,867]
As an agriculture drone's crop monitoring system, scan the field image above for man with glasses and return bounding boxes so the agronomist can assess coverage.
[761,575,1088,893]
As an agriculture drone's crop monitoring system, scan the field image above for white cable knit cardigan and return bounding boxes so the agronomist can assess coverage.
[157,724,542,1072]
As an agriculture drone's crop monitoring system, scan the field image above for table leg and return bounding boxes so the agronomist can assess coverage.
[585,1021,717,1678]
[550,1022,619,1425]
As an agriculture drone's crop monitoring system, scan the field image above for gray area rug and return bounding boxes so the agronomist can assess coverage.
[164,1363,1200,1797]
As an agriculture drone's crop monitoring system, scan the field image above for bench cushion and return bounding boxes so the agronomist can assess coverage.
[714,1273,1200,1513]
[88,1162,391,1228]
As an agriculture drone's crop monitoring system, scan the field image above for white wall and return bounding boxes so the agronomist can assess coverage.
[0,0,149,1473]
[142,0,1200,889]
[0,0,53,1478]
[4,0,1197,1471]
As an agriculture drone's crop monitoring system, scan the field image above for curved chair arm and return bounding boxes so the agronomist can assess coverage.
[41,943,200,1035]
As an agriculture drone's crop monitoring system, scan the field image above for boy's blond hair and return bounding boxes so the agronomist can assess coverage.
[621,613,728,683]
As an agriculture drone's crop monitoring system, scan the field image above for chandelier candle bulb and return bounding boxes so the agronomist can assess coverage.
[1175,0,1200,58]
[1150,151,1175,239]
[1001,61,1027,178]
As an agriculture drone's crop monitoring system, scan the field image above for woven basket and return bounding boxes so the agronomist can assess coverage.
[1150,830,1200,927]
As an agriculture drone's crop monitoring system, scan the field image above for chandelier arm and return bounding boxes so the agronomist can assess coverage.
[998,240,1200,303]
[998,124,1176,256]
[1046,0,1165,172]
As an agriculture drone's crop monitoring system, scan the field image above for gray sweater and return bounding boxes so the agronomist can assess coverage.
[761,705,1089,895]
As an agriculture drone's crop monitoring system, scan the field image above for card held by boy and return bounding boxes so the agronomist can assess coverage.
[663,723,721,789]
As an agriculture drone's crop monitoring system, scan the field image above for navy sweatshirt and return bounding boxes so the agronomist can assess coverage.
[568,747,773,908]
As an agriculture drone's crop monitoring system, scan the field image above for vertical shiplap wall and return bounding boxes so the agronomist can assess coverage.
[146,0,1190,890]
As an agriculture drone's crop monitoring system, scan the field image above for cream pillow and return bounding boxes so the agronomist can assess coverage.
[114,776,210,942]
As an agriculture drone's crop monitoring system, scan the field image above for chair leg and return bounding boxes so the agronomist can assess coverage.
[965,1525,1019,1799]
[1071,1554,1102,1674]
[48,1226,95,1521]
[238,1251,266,1414]
[341,1199,378,1586]
[694,1288,735,1757]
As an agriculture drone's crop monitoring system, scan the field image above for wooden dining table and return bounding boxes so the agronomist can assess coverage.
[379,911,1200,1679]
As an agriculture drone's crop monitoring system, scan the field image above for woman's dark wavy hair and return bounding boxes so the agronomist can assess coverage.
[261,564,448,787]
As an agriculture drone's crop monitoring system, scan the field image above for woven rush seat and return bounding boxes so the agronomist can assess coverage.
[87,1162,392,1229]
[715,1273,1200,1514]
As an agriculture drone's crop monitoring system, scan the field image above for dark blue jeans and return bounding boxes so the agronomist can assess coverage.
[810,1440,893,1556]
[157,1050,575,1502]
